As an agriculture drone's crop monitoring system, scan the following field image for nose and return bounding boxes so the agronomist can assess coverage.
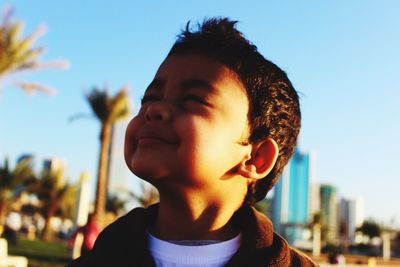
[144,101,171,122]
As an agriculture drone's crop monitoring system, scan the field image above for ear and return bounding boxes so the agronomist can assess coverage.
[238,138,279,180]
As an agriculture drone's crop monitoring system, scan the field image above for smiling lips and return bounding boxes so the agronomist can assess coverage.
[138,128,177,145]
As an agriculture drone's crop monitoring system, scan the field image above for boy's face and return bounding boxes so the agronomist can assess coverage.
[125,54,251,191]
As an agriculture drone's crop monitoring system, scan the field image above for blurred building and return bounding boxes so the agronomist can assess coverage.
[339,197,364,244]
[107,120,131,198]
[320,184,338,245]
[272,148,312,246]
[309,182,321,221]
[43,157,67,174]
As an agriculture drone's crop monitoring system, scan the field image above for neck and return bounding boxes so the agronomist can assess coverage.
[151,187,244,241]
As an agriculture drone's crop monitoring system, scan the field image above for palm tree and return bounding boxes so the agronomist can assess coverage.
[0,5,68,95]
[86,86,130,224]
[34,168,77,240]
[311,212,323,258]
[0,157,35,225]
[356,220,381,240]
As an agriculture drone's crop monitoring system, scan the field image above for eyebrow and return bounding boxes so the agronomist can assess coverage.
[181,78,213,91]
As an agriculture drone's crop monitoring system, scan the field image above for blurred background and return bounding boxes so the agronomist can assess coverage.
[0,1,399,266]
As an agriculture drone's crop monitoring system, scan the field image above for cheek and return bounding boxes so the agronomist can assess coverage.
[176,119,226,165]
[175,117,208,148]
[124,117,141,167]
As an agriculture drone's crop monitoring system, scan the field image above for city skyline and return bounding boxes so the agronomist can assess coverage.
[271,148,367,247]
[0,1,399,225]
[272,148,312,246]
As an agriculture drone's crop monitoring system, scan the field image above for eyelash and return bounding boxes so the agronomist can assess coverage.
[183,95,208,105]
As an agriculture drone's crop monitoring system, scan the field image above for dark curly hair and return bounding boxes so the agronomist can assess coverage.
[168,17,301,204]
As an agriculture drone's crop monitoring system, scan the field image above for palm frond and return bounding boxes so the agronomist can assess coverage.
[14,81,56,96]
[0,158,12,187]
[0,5,13,27]
[12,157,35,188]
[86,87,109,122]
[86,85,131,123]
[108,88,131,122]
[0,5,68,95]
[25,24,47,45]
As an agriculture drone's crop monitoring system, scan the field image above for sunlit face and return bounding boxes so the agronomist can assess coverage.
[124,54,251,191]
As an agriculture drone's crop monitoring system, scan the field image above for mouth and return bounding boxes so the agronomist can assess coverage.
[138,129,177,145]
[139,135,167,143]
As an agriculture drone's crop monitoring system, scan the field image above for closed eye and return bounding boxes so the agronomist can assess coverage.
[183,95,209,105]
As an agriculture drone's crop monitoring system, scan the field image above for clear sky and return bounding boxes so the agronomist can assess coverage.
[1,1,399,226]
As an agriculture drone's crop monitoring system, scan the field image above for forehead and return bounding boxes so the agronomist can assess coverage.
[152,54,246,93]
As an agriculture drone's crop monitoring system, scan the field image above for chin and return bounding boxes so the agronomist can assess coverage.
[131,162,164,182]
[131,162,151,179]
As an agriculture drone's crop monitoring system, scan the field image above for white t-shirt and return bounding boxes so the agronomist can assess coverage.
[147,232,242,267]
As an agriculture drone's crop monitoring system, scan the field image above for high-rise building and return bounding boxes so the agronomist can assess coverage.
[42,157,67,187]
[43,157,67,175]
[354,197,364,228]
[107,120,131,198]
[320,184,338,245]
[272,148,312,245]
[339,197,364,244]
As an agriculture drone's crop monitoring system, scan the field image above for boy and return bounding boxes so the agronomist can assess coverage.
[68,18,317,266]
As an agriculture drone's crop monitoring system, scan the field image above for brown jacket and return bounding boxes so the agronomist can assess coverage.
[67,204,318,267]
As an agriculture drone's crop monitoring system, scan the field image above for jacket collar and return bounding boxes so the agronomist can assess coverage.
[138,204,291,267]
[226,204,291,266]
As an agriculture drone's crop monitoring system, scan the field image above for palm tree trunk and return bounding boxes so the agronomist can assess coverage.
[42,204,57,241]
[94,122,112,225]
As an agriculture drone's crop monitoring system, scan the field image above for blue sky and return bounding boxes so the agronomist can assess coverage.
[1,1,399,225]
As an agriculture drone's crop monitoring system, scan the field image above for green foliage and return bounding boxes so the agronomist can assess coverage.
[8,237,70,266]
[312,212,322,225]
[356,220,381,238]
[0,5,68,95]
[33,169,77,220]
[106,195,126,215]
[0,157,35,190]
[0,156,77,239]
[0,17,43,74]
[0,157,36,223]
[0,158,12,188]
[254,198,271,216]
[85,85,131,223]
[86,86,131,124]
